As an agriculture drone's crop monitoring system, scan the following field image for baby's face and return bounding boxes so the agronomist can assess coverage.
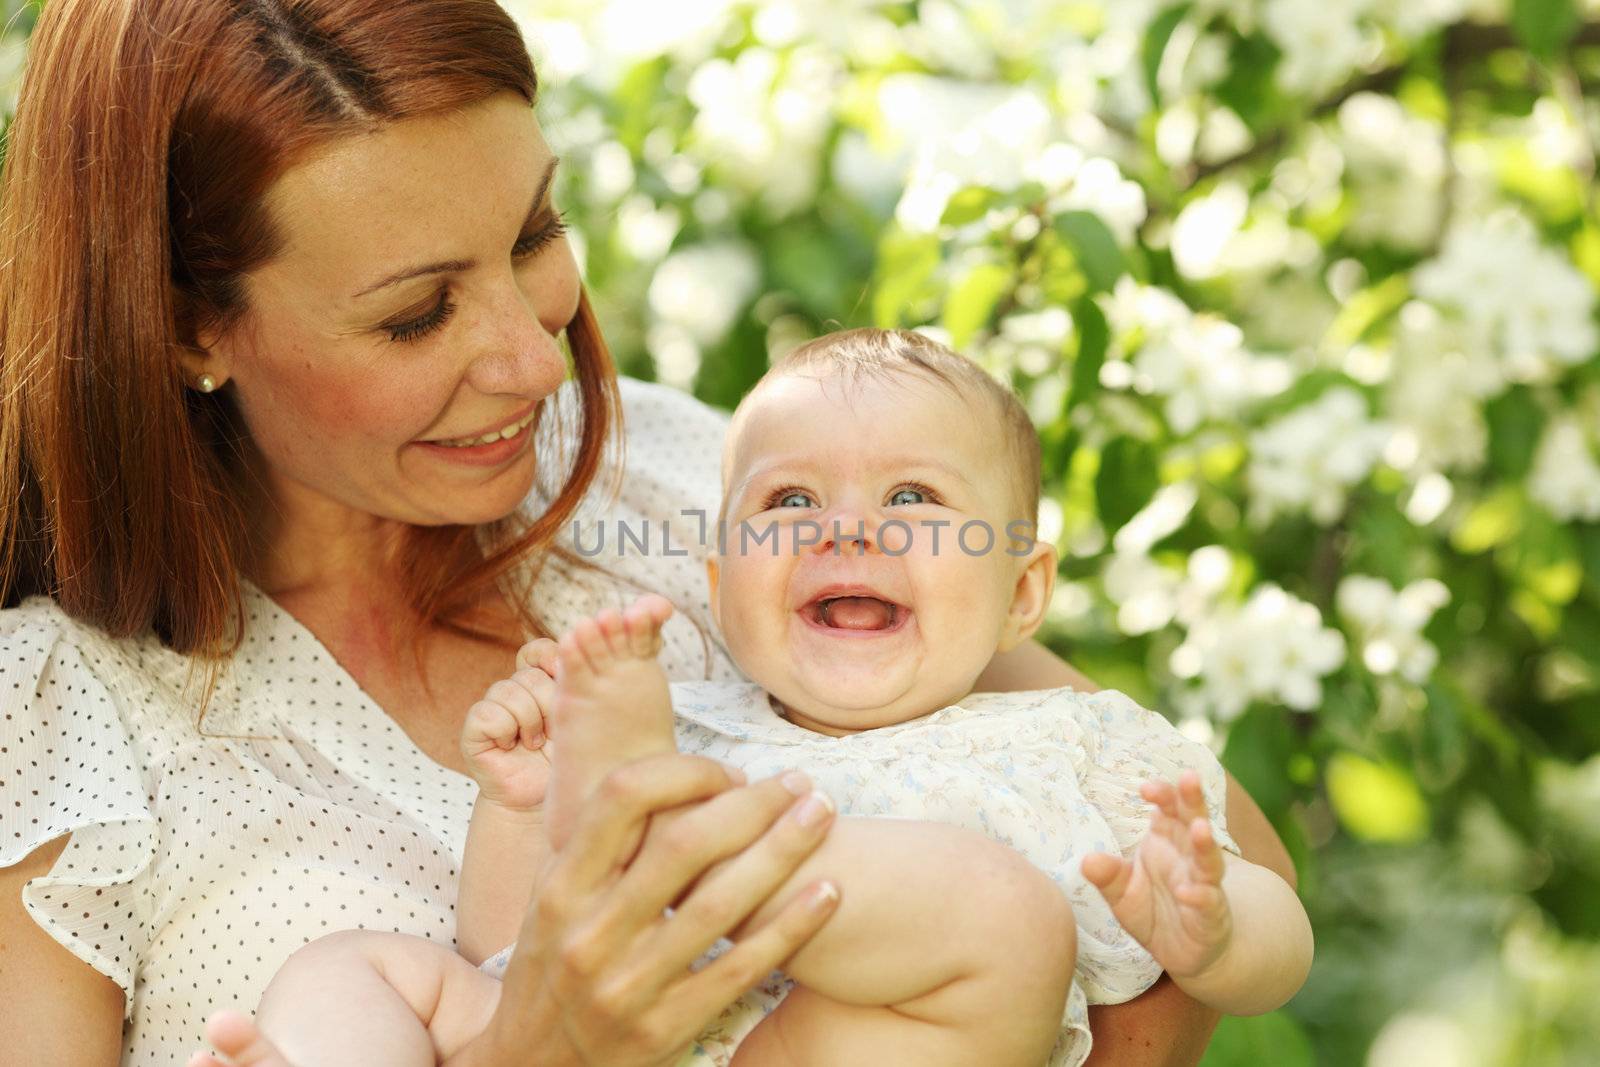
[708,370,1054,735]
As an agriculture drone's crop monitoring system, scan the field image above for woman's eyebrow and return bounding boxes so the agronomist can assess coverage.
[350,157,562,299]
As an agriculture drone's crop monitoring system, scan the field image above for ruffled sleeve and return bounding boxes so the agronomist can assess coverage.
[1076,689,1240,860]
[0,608,158,1020]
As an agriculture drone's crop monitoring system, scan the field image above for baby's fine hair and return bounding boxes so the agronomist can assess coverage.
[763,328,1042,522]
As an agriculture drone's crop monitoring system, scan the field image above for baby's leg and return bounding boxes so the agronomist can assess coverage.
[543,595,678,851]
[727,818,1078,1067]
[189,931,501,1067]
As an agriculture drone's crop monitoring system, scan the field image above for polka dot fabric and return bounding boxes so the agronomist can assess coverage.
[0,377,743,1064]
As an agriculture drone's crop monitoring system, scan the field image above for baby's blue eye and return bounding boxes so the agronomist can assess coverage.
[889,488,925,506]
[778,491,816,509]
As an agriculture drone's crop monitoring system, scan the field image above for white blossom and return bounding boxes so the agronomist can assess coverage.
[647,242,760,348]
[1263,0,1375,96]
[1104,551,1185,636]
[1104,279,1291,434]
[1414,213,1599,384]
[1173,584,1347,719]
[1529,415,1600,522]
[687,47,838,213]
[1336,94,1448,250]
[1248,388,1389,524]
[1337,575,1450,682]
[1383,302,1499,474]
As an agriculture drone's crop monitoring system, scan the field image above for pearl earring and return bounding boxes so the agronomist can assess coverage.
[196,373,218,394]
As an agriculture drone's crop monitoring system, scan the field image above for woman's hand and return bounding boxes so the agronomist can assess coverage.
[452,753,839,1067]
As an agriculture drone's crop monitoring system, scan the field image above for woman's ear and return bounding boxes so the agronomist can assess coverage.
[173,293,236,388]
[997,540,1057,653]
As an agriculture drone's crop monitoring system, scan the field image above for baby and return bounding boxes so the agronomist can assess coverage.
[194,328,1312,1067]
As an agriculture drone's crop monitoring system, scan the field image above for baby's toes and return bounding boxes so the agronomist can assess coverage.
[622,595,674,657]
[559,618,605,677]
[591,608,631,661]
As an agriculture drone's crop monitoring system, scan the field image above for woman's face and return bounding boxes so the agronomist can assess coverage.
[197,92,579,536]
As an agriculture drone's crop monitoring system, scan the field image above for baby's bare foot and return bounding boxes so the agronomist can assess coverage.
[188,1011,293,1067]
[545,594,677,851]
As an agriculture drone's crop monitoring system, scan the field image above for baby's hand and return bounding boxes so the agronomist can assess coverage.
[460,638,559,813]
[1082,771,1234,980]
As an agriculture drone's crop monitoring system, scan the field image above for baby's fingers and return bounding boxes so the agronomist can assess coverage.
[1140,778,1182,822]
[1082,852,1133,904]
[1175,880,1227,914]
[462,697,523,755]
[516,636,561,676]
[1188,817,1227,886]
[1175,771,1209,826]
[484,678,547,747]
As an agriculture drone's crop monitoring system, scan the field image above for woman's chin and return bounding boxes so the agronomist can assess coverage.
[404,464,539,526]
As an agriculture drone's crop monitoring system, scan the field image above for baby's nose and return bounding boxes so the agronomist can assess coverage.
[811,513,878,557]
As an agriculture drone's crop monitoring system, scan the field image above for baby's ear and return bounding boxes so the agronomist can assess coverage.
[998,539,1057,653]
[704,556,722,631]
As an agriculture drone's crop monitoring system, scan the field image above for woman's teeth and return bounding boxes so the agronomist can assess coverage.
[435,410,536,448]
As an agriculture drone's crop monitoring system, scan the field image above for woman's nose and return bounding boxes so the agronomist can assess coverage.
[461,281,568,397]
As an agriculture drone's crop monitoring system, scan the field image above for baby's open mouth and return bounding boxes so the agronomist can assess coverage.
[805,595,903,632]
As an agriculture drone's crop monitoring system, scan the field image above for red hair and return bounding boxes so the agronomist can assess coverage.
[0,1,621,674]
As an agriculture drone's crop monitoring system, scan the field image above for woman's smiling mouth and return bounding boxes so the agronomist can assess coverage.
[428,405,538,448]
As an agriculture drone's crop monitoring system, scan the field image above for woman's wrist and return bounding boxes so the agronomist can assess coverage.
[445,985,581,1067]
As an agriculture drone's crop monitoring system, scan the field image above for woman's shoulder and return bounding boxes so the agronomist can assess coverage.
[615,374,732,439]
[613,376,731,505]
[1,595,219,745]
[1,596,151,688]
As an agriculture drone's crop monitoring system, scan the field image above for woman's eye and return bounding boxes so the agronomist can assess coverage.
[889,487,927,506]
[383,213,568,344]
[386,293,457,344]
[513,212,570,260]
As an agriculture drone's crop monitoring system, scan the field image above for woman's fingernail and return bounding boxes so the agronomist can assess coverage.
[781,770,812,796]
[809,881,840,911]
[795,790,834,827]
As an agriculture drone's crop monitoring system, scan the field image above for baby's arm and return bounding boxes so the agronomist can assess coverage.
[1083,772,1312,1017]
[457,641,559,965]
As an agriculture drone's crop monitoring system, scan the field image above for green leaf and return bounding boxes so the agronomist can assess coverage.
[1426,681,1518,768]
[941,261,1013,349]
[1485,387,1543,480]
[1580,526,1600,603]
[1326,753,1430,844]
[872,230,942,328]
[1512,0,1580,58]
[940,186,999,228]
[1055,211,1126,294]
[1141,3,1192,105]
[1068,297,1107,410]
[1221,706,1297,820]
[1213,34,1283,132]
[1505,512,1583,607]
[1094,437,1160,534]
[1199,1012,1314,1067]
[1412,680,1469,790]
[1450,486,1524,555]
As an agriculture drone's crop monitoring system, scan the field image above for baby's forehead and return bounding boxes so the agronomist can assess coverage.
[722,369,998,487]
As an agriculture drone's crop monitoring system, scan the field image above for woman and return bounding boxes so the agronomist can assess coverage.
[0,2,1295,1064]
